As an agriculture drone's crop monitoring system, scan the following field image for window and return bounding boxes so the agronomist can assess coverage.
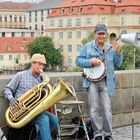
[10,15,12,22]
[59,32,63,39]
[41,25,44,31]
[121,17,125,25]
[68,45,72,52]
[31,32,34,37]
[21,32,25,37]
[4,16,7,22]
[58,19,63,27]
[102,17,106,24]
[41,16,44,22]
[0,16,2,22]
[9,55,12,60]
[18,55,20,60]
[67,32,72,39]
[50,20,54,27]
[11,32,15,37]
[78,6,83,13]
[0,55,3,60]
[50,32,54,39]
[67,57,72,65]
[2,32,5,37]
[77,44,81,52]
[35,24,37,30]
[35,11,37,22]
[76,31,81,39]
[29,12,31,17]
[60,8,65,15]
[41,10,43,16]
[70,7,73,14]
[76,18,81,26]
[59,45,63,52]
[67,18,72,26]
[29,17,32,22]
[14,16,17,22]
[19,16,22,22]
[86,18,91,25]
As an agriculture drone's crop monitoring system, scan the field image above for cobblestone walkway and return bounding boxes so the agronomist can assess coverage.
[113,124,140,140]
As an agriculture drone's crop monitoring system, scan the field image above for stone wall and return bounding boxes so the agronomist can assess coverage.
[0,70,140,138]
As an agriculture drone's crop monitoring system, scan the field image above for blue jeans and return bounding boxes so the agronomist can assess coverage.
[32,111,59,140]
[87,79,112,138]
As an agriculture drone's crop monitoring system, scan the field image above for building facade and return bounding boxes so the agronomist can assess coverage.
[0,2,33,29]
[0,28,39,37]
[26,0,66,36]
[45,0,140,67]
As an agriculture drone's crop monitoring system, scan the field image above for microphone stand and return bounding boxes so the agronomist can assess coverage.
[132,47,135,140]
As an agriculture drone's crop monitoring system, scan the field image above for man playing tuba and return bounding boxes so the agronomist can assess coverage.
[4,53,59,140]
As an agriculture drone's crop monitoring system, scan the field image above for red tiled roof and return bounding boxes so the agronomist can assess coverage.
[48,0,140,17]
[115,0,140,13]
[48,0,116,17]
[55,0,116,8]
[117,0,140,6]
[0,37,34,53]
[0,2,33,11]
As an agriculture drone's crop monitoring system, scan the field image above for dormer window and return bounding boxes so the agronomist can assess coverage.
[70,7,73,13]
[121,9,125,13]
[78,6,83,13]
[60,8,65,15]
[7,46,12,51]
[100,7,105,10]
[20,46,24,51]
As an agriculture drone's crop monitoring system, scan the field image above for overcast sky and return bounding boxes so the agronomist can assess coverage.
[0,0,43,3]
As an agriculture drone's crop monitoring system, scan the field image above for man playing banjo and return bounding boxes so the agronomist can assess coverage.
[76,24,123,140]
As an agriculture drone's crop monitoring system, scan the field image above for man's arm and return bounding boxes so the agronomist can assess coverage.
[4,73,21,103]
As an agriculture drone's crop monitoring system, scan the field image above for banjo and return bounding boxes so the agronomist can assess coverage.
[83,46,112,82]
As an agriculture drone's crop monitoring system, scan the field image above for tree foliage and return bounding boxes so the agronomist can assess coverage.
[81,32,94,45]
[121,45,140,70]
[27,36,63,69]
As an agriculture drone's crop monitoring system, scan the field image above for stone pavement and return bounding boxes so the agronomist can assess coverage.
[62,124,140,140]
[113,124,140,140]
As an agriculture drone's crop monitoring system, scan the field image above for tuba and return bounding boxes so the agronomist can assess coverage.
[5,70,76,128]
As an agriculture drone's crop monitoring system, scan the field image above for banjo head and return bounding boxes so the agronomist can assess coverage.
[84,61,106,81]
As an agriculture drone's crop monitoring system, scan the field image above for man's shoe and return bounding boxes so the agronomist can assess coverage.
[104,136,113,140]
[95,136,102,140]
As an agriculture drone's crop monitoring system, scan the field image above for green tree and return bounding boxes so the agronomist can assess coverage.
[81,32,94,45]
[121,45,140,70]
[27,36,63,69]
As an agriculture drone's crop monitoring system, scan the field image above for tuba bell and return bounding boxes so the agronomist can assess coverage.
[5,70,76,128]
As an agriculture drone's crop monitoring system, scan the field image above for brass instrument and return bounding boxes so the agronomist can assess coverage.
[5,70,76,128]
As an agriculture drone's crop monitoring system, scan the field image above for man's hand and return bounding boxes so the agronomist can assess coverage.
[112,42,121,54]
[91,58,102,66]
